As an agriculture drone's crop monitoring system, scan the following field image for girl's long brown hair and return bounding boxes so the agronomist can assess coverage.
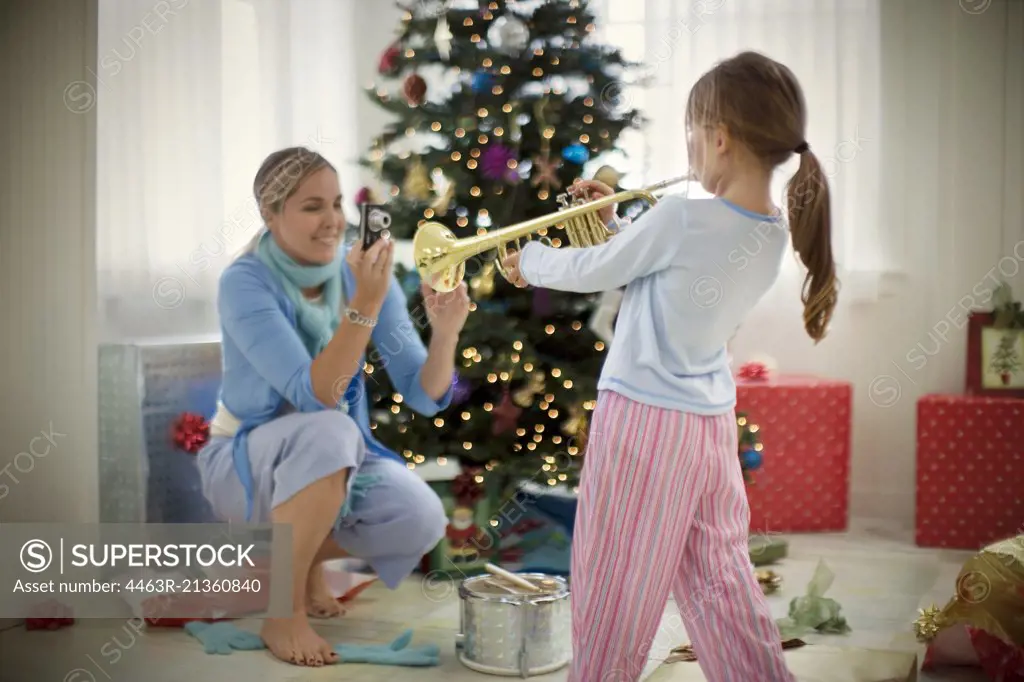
[686,51,838,343]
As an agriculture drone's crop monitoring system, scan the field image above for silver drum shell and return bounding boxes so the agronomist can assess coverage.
[456,573,571,677]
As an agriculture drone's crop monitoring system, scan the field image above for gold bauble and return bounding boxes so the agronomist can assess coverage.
[574,411,589,453]
[593,164,622,189]
[511,371,544,407]
[561,403,585,437]
[469,261,497,298]
[430,183,456,217]
[402,159,432,201]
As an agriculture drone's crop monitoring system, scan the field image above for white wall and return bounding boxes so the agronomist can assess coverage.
[730,0,1024,526]
[0,0,99,525]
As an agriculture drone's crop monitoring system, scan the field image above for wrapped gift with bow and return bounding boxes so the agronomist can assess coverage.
[915,533,1024,680]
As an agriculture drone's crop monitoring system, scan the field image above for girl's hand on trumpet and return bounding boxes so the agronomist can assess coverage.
[568,178,617,224]
[499,251,530,288]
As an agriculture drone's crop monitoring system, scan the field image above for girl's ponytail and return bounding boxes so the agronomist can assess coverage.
[785,146,838,343]
[686,51,841,344]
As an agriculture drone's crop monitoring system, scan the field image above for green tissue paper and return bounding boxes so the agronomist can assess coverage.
[775,558,851,639]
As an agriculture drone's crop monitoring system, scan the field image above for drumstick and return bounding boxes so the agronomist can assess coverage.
[484,563,540,592]
[487,579,522,595]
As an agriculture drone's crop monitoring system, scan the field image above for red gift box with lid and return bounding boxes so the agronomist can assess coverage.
[915,393,1024,549]
[736,373,853,533]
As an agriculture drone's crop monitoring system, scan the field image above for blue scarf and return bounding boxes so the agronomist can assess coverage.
[254,230,345,358]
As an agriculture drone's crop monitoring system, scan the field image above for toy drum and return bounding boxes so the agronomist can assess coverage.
[456,573,571,677]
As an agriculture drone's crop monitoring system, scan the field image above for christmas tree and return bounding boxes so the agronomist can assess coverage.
[737,412,764,484]
[357,0,646,488]
[989,332,1021,384]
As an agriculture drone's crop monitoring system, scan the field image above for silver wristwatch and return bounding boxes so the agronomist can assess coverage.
[344,307,377,328]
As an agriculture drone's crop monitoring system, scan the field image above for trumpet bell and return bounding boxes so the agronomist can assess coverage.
[413,221,465,293]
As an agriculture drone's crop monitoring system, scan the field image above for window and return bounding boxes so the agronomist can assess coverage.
[591,0,887,290]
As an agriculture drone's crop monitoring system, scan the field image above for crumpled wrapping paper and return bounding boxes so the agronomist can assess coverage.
[653,646,917,681]
[776,558,851,639]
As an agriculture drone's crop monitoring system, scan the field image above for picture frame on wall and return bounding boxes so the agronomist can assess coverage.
[966,312,1024,398]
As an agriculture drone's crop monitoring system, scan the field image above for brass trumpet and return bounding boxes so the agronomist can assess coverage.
[414,174,691,292]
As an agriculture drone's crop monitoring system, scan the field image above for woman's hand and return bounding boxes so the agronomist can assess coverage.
[346,238,394,313]
[500,251,529,288]
[568,179,617,224]
[420,280,470,339]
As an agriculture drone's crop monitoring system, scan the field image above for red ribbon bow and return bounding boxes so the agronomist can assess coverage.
[738,362,769,381]
[172,412,210,455]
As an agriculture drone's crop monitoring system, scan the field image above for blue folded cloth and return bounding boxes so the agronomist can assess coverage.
[183,622,440,666]
[184,621,264,655]
[334,629,440,666]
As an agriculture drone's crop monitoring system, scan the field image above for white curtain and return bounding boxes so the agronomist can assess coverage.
[587,0,890,308]
[96,0,360,340]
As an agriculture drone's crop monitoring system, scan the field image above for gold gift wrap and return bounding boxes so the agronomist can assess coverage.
[649,646,918,681]
[915,534,1024,647]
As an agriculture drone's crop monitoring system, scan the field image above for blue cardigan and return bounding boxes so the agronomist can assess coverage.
[215,252,454,516]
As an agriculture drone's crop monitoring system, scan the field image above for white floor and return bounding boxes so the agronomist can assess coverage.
[0,520,991,682]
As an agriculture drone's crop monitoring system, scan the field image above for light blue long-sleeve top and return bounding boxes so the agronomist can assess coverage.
[518,195,789,415]
[216,251,453,473]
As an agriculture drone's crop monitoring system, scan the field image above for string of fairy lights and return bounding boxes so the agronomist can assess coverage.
[366,312,605,490]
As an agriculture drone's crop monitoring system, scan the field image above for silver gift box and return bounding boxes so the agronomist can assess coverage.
[98,338,223,524]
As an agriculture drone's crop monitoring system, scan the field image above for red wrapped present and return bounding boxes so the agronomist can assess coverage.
[736,374,852,533]
[26,599,74,630]
[915,393,1024,549]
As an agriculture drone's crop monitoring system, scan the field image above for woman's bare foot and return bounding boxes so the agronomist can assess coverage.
[260,614,338,666]
[305,563,345,618]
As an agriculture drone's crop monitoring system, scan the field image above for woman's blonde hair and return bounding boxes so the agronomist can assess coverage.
[241,146,336,255]
[686,51,839,343]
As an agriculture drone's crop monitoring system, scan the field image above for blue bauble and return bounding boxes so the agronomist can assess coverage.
[561,143,590,165]
[471,70,495,93]
[741,448,763,471]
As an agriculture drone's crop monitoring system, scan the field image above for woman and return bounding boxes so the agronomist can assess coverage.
[198,146,470,666]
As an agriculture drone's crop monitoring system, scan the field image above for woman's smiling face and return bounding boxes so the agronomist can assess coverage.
[265,166,345,266]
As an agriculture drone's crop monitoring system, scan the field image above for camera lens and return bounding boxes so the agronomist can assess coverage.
[367,209,391,231]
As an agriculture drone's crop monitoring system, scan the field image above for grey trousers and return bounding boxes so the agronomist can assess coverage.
[197,410,446,588]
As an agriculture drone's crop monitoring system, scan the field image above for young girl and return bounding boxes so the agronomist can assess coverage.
[501,51,838,681]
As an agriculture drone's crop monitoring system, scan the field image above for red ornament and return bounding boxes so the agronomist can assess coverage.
[452,469,485,506]
[378,43,400,74]
[172,412,210,454]
[738,362,769,381]
[354,186,372,205]
[26,599,74,630]
[403,74,427,106]
[491,389,522,436]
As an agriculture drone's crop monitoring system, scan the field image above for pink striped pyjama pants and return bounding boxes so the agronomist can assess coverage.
[568,390,795,682]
